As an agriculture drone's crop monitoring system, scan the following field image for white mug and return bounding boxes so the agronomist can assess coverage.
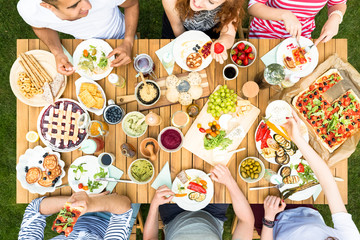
[223,64,239,81]
[98,152,115,168]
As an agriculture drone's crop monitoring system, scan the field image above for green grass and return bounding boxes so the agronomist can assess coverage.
[0,0,359,239]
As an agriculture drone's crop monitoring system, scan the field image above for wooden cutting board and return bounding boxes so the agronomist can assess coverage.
[183,85,260,166]
[136,70,211,111]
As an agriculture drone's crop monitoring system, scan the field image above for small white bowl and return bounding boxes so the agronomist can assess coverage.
[122,111,148,138]
[128,158,155,184]
[230,41,257,68]
[135,80,161,107]
[238,157,265,183]
[223,64,239,81]
[158,127,184,153]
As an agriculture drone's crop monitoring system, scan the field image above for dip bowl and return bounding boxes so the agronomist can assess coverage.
[135,80,161,107]
[122,111,148,138]
[128,158,155,184]
[158,127,184,153]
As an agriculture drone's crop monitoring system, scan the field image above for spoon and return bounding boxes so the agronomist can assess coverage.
[139,72,150,94]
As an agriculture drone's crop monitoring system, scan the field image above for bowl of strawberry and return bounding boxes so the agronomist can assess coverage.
[230,41,256,68]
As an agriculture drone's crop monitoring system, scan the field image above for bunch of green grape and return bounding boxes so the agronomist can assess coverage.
[207,85,237,119]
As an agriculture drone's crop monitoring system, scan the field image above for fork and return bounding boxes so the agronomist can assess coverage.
[249,183,285,191]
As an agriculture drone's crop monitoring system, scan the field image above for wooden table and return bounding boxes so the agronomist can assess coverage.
[16,39,348,205]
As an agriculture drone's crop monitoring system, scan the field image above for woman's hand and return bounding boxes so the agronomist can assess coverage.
[151,185,174,208]
[210,164,235,187]
[211,40,228,64]
[263,195,286,221]
[281,11,302,41]
[314,15,341,45]
[281,109,303,142]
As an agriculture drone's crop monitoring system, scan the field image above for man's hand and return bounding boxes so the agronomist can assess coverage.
[54,52,75,76]
[263,195,286,221]
[281,11,302,41]
[108,40,133,67]
[151,185,174,208]
[210,164,234,187]
[67,191,110,215]
[314,15,341,45]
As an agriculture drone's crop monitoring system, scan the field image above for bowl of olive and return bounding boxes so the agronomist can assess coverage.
[238,157,265,183]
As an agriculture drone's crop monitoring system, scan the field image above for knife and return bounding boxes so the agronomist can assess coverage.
[95,178,137,184]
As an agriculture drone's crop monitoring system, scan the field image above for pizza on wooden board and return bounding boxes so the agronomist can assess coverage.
[293,69,360,152]
[52,202,83,237]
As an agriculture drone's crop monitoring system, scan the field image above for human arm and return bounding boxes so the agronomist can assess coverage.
[143,185,174,240]
[210,164,254,240]
[211,21,237,64]
[162,0,186,37]
[108,0,139,67]
[248,2,302,40]
[314,3,347,45]
[32,27,75,75]
[260,196,286,240]
[281,111,347,214]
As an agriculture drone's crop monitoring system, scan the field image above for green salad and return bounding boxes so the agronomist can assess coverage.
[78,45,109,75]
[204,130,232,150]
[131,160,153,182]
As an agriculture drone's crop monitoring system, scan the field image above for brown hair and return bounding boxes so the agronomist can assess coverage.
[175,0,245,33]
[43,0,59,8]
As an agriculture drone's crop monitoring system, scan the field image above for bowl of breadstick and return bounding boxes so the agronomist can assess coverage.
[9,50,67,107]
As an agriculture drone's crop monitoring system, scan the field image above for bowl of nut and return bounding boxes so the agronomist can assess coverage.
[238,157,265,183]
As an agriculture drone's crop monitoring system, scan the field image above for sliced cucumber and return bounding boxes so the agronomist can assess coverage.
[189,192,200,200]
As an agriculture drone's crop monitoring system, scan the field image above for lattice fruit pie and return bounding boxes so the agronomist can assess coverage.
[38,99,88,152]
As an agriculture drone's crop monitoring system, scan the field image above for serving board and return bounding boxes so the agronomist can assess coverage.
[116,70,211,111]
[183,85,260,166]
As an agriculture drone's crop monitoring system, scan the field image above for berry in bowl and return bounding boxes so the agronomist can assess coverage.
[230,41,256,68]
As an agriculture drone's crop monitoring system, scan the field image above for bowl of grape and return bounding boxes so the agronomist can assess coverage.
[207,85,237,120]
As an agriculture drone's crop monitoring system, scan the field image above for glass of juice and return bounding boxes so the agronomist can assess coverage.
[80,137,105,154]
[171,111,190,128]
[87,120,109,137]
[133,54,157,80]
[98,152,115,168]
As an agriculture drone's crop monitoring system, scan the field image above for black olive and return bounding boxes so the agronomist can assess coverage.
[322,135,326,139]
[340,122,344,125]
[71,212,76,217]
[39,160,42,164]
[47,171,51,175]
[304,99,307,102]
[332,138,336,142]
[352,122,355,125]
[346,116,350,119]
[319,87,323,91]
[317,129,320,133]
[309,95,313,99]
[312,121,315,124]
[314,91,318,96]
[298,103,302,107]
[343,95,347,98]
[43,177,47,180]
[324,102,328,105]
[328,140,332,145]
[356,109,358,112]
[60,231,65,235]
[303,110,306,114]
[324,82,327,86]
[345,128,350,131]
[358,119,360,122]
[338,101,342,104]
[43,152,49,158]
[25,166,29,172]
[319,97,322,101]
[56,219,61,224]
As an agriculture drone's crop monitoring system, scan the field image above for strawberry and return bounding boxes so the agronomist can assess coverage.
[237,42,245,51]
[232,54,238,62]
[244,45,252,54]
[248,52,255,60]
[236,59,242,65]
[239,53,246,61]
[230,48,238,56]
[214,43,224,54]
[243,57,249,66]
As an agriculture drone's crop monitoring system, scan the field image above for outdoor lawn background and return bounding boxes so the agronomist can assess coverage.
[0,0,359,239]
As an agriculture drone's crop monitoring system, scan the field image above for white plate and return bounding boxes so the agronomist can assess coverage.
[276,37,319,78]
[255,120,309,165]
[265,100,292,126]
[171,169,214,211]
[9,50,67,107]
[73,39,114,80]
[75,77,106,116]
[278,159,318,201]
[68,155,109,194]
[16,146,65,195]
[173,30,212,72]
[37,98,89,152]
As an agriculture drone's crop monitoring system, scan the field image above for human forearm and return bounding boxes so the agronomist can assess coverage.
[32,27,64,56]
[248,3,291,21]
[39,196,69,215]
[123,0,139,45]
[143,204,160,240]
[260,227,273,240]
[328,4,346,16]
[88,194,131,214]
[292,136,346,213]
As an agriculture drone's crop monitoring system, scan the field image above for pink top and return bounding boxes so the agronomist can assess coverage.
[248,0,347,39]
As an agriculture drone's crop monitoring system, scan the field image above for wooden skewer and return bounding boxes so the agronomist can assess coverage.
[18,59,41,90]
[28,54,53,83]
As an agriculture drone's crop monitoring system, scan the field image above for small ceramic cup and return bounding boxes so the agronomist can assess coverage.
[223,64,239,81]
[98,152,115,168]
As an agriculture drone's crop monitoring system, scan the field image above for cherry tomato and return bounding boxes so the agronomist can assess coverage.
[78,183,83,189]
[197,123,202,128]
[212,121,217,125]
[297,163,305,173]
[205,129,212,134]
[199,128,206,133]
[215,124,221,130]
[82,186,89,191]
[216,130,220,135]
[208,122,213,127]
[210,132,217,137]
[83,49,89,57]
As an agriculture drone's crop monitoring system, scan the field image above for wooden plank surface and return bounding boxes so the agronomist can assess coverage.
[16,39,349,204]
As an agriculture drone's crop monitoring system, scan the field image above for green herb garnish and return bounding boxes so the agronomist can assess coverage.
[204,130,232,150]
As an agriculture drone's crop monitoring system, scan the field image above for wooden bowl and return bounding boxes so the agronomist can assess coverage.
[140,138,160,159]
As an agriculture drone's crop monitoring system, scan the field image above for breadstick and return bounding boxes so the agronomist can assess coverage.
[19,58,41,89]
[20,53,46,86]
[28,54,53,83]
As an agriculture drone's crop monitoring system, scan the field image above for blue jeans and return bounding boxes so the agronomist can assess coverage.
[159,204,229,225]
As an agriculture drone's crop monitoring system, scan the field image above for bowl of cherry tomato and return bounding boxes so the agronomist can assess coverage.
[230,41,257,68]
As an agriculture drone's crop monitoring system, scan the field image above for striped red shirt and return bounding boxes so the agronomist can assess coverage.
[248,0,347,39]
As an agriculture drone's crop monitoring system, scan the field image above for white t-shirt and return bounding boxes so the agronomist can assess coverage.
[274,207,360,240]
[17,0,126,39]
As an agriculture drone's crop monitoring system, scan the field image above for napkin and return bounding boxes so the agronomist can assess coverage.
[312,185,323,202]
[155,41,175,75]
[62,45,74,65]
[106,165,124,193]
[151,162,172,190]
[260,44,280,67]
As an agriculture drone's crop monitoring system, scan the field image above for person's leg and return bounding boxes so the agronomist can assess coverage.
[202,204,229,222]
[162,12,176,39]
[159,203,185,225]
